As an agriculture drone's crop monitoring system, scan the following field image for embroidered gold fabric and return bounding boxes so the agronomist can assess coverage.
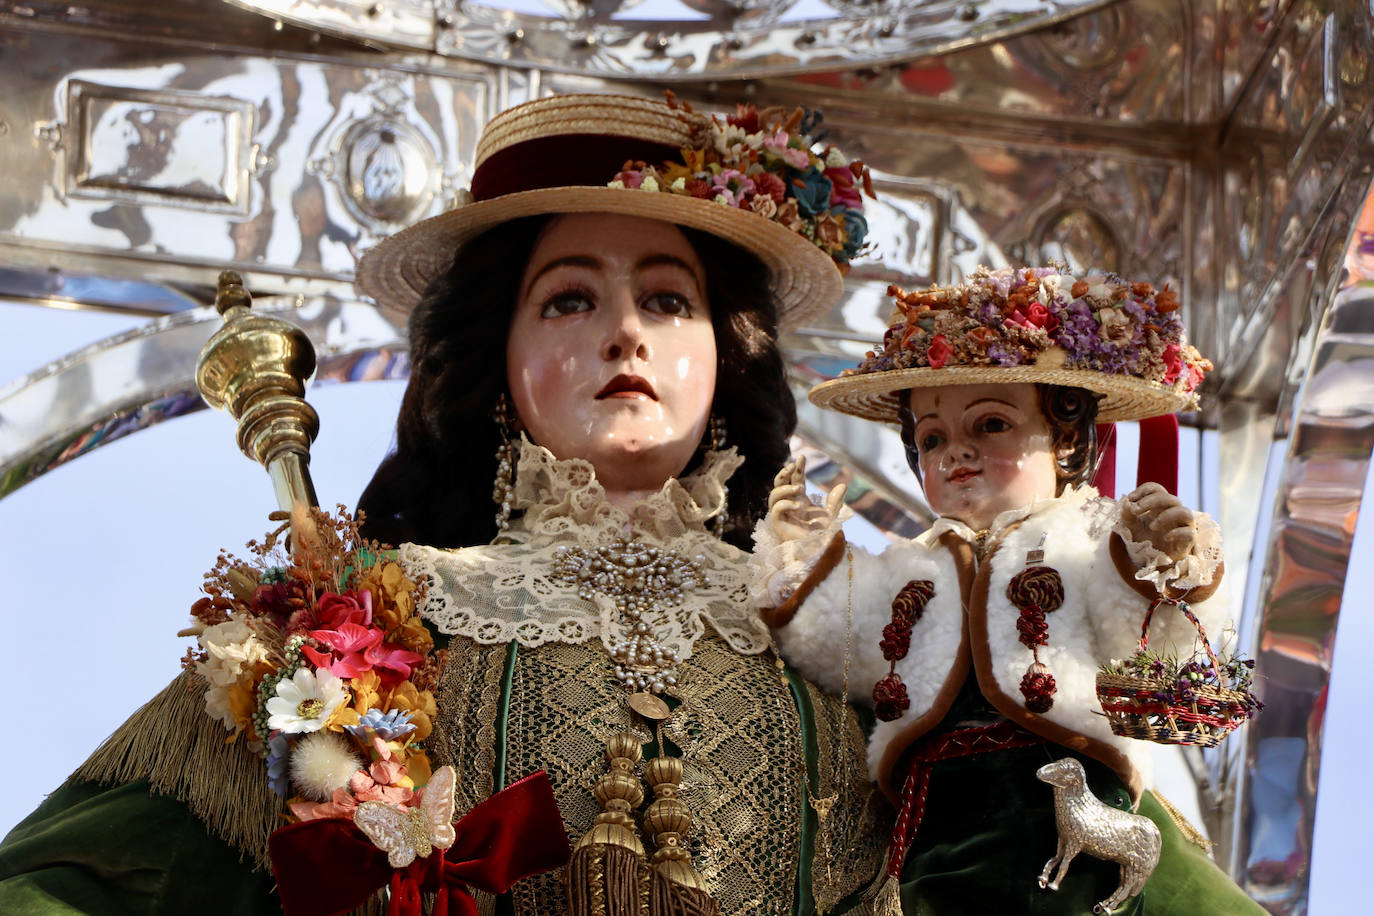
[403,440,769,659]
[430,638,506,816]
[804,681,890,915]
[416,445,883,914]
[480,636,880,916]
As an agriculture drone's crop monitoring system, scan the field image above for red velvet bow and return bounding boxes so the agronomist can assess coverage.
[269,771,570,916]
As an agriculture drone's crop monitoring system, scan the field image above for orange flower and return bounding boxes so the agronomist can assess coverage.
[402,747,433,789]
[349,669,383,718]
[380,681,438,742]
[967,327,995,350]
[226,680,258,739]
[1154,285,1180,312]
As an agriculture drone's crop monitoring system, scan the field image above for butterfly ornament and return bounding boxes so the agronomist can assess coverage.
[353,765,458,868]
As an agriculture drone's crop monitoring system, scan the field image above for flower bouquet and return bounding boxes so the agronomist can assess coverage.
[609,100,874,268]
[181,506,567,915]
[1096,599,1261,748]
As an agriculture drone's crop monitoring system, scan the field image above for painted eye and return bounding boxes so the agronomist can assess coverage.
[978,416,1013,434]
[540,292,594,318]
[919,432,944,452]
[643,292,694,318]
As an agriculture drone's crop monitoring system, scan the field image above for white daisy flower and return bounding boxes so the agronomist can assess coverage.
[266,668,348,735]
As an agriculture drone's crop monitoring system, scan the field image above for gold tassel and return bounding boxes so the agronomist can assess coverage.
[565,842,647,916]
[873,876,902,916]
[1152,790,1214,852]
[71,673,281,869]
[647,869,718,916]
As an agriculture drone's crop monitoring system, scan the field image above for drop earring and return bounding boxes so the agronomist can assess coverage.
[708,413,728,539]
[492,393,518,536]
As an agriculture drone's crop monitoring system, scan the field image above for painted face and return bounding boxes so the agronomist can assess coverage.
[907,383,1059,532]
[506,213,717,496]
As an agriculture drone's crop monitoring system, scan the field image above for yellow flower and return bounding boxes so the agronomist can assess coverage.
[661,162,695,186]
[403,748,433,789]
[226,679,258,736]
[349,670,383,717]
[381,682,437,741]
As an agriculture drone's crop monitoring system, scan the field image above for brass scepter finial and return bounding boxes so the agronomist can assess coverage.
[196,270,320,513]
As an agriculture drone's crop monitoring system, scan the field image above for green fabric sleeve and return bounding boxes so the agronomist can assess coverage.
[0,779,279,915]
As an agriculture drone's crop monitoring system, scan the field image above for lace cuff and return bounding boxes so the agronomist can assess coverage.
[1114,511,1223,592]
[749,507,848,610]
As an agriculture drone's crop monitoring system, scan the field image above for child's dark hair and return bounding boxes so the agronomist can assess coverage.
[896,384,1100,493]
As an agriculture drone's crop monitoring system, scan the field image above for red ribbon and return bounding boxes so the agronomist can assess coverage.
[269,771,570,916]
[1092,415,1179,497]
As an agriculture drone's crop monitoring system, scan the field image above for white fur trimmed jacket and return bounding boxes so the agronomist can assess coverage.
[750,486,1227,803]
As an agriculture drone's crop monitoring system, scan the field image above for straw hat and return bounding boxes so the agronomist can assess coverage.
[355,93,874,329]
[810,267,1213,424]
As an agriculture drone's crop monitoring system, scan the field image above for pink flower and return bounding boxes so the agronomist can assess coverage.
[303,622,384,679]
[763,130,811,169]
[348,736,414,805]
[1161,343,1182,385]
[1184,363,1205,392]
[365,641,425,686]
[315,590,373,630]
[712,169,755,207]
[612,170,644,189]
[825,167,862,210]
[289,786,358,822]
[927,334,952,369]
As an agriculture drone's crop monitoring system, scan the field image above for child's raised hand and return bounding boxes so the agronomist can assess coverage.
[768,457,847,543]
[1120,482,1198,562]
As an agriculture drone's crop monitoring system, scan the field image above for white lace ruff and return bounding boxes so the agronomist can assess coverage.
[402,440,770,660]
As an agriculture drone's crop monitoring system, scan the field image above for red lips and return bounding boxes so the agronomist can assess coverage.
[948,467,981,483]
[596,374,657,401]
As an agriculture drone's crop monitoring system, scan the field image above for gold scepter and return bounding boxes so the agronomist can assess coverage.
[196,271,320,514]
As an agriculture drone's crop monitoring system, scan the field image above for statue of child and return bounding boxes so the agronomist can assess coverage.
[752,267,1263,914]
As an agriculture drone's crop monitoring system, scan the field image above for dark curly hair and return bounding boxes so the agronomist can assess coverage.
[896,384,1100,494]
[358,215,795,551]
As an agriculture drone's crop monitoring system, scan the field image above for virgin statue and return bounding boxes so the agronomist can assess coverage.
[0,92,888,915]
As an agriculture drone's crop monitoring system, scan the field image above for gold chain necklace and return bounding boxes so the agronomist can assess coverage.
[770,546,855,912]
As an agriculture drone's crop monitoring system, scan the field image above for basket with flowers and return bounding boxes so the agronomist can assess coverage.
[1096,597,1261,748]
[180,506,566,915]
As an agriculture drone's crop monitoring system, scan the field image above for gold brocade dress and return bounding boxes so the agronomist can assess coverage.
[402,441,887,914]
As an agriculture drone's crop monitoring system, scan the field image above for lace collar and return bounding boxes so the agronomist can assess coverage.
[915,484,1102,549]
[507,437,745,546]
[401,439,768,660]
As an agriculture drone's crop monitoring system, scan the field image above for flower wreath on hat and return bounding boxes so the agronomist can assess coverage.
[809,265,1214,424]
[611,98,875,270]
[356,92,877,328]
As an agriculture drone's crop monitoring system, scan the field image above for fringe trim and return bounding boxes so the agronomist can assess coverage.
[647,871,719,916]
[346,890,389,916]
[565,843,647,915]
[1151,790,1214,852]
[872,876,902,916]
[70,673,282,870]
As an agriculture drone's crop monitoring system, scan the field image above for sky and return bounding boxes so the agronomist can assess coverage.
[1,299,1370,912]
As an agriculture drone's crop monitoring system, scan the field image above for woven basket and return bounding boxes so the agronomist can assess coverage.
[1095,598,1250,748]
